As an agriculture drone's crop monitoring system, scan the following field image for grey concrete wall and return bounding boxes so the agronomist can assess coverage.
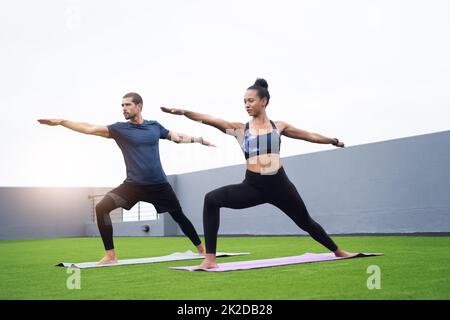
[175,130,450,236]
[1,130,449,240]
[0,187,92,240]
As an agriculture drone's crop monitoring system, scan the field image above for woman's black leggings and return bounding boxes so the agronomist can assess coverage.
[95,196,201,251]
[203,167,338,254]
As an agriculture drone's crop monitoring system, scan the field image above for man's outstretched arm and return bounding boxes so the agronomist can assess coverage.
[37,119,110,138]
[166,131,216,147]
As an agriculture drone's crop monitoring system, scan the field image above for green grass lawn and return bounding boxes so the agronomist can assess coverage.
[0,236,449,300]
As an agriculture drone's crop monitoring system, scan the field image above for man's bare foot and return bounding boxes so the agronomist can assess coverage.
[97,249,118,265]
[197,254,219,269]
[334,248,358,258]
[196,244,206,255]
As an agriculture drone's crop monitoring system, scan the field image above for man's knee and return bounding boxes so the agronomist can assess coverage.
[95,196,116,218]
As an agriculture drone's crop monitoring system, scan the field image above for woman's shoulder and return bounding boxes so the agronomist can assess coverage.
[273,120,289,131]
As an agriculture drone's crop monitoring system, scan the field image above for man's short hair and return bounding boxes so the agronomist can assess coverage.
[123,92,143,105]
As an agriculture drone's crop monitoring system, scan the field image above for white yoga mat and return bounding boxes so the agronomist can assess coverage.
[55,250,250,269]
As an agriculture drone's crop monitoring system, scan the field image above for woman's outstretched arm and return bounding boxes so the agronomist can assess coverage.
[276,121,345,147]
[161,106,244,135]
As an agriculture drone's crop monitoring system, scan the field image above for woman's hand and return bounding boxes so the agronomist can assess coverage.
[332,138,345,148]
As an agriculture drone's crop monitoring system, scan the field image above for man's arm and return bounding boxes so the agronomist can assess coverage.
[166,131,215,147]
[160,107,244,136]
[277,121,344,147]
[37,119,110,138]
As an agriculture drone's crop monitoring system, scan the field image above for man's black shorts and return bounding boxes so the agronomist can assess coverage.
[106,181,182,213]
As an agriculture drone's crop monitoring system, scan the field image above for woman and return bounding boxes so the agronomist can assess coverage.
[161,79,355,269]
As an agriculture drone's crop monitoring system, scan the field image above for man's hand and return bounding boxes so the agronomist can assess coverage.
[160,106,185,115]
[199,138,216,148]
[37,119,64,126]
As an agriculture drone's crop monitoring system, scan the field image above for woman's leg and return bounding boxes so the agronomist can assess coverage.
[203,182,265,255]
[269,181,339,252]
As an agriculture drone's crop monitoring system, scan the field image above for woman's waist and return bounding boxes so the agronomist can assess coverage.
[244,165,287,183]
[245,154,282,175]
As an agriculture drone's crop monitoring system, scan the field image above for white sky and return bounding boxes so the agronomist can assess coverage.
[1,0,449,187]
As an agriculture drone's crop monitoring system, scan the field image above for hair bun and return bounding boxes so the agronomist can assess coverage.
[254,78,268,89]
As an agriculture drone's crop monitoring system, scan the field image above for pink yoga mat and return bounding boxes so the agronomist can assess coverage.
[170,252,383,272]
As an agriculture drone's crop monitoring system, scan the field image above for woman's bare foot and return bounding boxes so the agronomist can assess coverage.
[197,254,219,269]
[196,244,206,255]
[334,248,358,258]
[97,249,118,265]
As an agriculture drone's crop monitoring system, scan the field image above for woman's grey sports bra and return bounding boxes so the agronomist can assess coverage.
[240,120,281,160]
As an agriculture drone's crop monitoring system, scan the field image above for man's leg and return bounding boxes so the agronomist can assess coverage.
[148,183,205,253]
[167,209,204,254]
[95,193,128,264]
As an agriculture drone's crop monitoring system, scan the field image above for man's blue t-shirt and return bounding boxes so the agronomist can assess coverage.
[107,120,170,185]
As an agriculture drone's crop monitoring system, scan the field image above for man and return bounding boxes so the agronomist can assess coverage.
[38,92,212,264]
